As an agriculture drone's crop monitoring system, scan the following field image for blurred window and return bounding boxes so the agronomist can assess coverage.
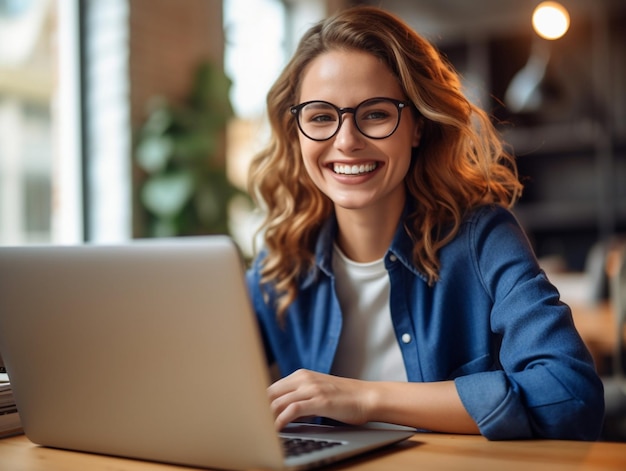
[0,0,58,244]
[0,0,88,245]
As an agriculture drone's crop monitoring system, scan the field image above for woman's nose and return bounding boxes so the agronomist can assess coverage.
[333,115,365,152]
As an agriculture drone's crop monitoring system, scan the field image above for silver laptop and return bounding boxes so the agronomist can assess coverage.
[0,236,413,470]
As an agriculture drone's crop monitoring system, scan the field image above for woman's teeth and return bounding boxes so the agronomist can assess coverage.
[333,163,377,175]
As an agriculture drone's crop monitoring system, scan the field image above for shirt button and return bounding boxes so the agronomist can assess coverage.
[389,254,398,262]
[401,333,412,344]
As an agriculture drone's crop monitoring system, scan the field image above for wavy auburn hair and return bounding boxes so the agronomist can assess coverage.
[248,6,523,319]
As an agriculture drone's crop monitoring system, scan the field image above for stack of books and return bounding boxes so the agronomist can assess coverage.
[0,368,22,438]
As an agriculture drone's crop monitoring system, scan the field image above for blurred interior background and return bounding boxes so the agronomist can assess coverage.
[0,0,624,287]
[2,0,626,441]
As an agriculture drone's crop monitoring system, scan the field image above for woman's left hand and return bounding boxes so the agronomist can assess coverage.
[267,369,372,431]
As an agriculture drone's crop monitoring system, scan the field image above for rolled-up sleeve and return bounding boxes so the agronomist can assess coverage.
[455,206,604,440]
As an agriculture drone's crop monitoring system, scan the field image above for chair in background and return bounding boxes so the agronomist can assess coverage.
[602,242,626,441]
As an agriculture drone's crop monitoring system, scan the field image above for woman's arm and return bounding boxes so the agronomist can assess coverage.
[268,369,479,433]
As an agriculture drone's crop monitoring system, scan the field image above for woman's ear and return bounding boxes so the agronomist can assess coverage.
[411,118,423,148]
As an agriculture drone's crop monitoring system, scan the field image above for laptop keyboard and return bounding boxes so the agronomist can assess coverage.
[281,437,345,457]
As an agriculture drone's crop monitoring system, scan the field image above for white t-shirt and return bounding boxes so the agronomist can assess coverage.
[330,244,407,382]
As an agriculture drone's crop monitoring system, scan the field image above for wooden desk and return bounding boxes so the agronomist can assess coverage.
[2,433,626,471]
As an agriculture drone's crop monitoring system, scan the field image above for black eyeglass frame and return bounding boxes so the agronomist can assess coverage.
[290,97,411,141]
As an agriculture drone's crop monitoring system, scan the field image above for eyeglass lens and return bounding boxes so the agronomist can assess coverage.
[295,98,404,141]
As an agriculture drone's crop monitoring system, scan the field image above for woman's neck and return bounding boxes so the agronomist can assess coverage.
[334,199,404,263]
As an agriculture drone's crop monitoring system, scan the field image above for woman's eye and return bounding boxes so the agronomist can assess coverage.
[309,114,335,124]
[361,110,390,121]
[313,114,333,121]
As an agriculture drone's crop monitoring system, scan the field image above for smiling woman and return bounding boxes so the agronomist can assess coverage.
[293,49,420,246]
[244,5,604,442]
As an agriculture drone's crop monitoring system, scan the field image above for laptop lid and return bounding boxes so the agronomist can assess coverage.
[0,236,413,470]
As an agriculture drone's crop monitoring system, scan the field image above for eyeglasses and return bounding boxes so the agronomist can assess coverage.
[290,97,410,141]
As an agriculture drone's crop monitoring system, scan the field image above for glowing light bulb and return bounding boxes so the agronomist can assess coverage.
[532,2,570,40]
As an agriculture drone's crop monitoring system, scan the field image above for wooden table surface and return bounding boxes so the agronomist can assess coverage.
[2,432,626,471]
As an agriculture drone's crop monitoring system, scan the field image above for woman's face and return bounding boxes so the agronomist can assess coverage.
[295,49,421,215]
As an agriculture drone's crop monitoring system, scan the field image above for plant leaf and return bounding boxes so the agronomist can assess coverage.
[141,171,194,218]
[136,135,174,172]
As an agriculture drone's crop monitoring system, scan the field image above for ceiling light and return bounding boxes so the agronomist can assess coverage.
[532,1,570,40]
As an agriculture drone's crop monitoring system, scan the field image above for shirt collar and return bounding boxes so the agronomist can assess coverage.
[305,205,428,286]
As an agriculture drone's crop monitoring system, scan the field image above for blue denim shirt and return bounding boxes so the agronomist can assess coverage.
[246,205,604,440]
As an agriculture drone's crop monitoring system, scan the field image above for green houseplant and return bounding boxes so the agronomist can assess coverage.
[135,61,247,237]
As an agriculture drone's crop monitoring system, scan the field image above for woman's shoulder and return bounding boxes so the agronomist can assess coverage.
[463,203,518,225]
[447,204,532,259]
[448,204,522,243]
